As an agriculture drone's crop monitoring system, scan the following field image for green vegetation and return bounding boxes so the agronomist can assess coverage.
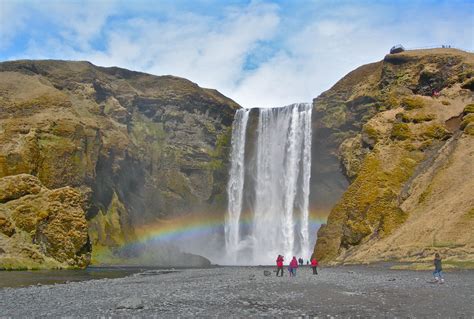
[461,114,474,130]
[401,96,425,110]
[463,103,474,114]
[384,94,401,109]
[14,93,72,110]
[321,104,347,129]
[421,123,451,140]
[362,124,379,143]
[391,123,411,140]
[443,260,474,270]
[315,149,422,261]
[391,261,474,271]
[461,107,474,135]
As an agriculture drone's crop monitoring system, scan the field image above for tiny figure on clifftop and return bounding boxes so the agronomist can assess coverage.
[311,258,319,275]
[289,256,298,277]
[433,253,444,284]
[276,255,284,277]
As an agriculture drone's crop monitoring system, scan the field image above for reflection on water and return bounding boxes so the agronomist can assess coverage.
[0,266,150,288]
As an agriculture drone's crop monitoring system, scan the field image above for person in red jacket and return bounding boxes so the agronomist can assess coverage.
[276,255,284,277]
[311,258,319,275]
[289,256,298,277]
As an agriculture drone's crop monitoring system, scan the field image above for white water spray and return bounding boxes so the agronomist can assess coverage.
[225,103,312,265]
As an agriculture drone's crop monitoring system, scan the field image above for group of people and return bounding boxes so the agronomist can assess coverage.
[275,253,445,282]
[275,255,319,277]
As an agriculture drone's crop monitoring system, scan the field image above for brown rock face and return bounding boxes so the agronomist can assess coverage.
[0,60,239,267]
[0,174,42,203]
[312,49,474,265]
[0,174,90,269]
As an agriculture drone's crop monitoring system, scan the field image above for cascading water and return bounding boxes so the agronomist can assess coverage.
[225,103,312,265]
[224,108,250,263]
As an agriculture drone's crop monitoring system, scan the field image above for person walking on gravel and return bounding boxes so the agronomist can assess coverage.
[289,256,298,277]
[276,255,284,277]
[311,258,318,275]
[433,253,444,283]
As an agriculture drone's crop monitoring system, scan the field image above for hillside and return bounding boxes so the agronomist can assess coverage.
[312,48,474,267]
[0,60,239,269]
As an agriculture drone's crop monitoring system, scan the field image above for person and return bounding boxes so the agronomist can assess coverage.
[289,256,298,277]
[311,258,319,275]
[276,255,284,277]
[433,253,444,283]
[298,257,303,266]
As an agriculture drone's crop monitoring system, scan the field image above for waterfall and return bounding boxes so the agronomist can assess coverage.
[225,103,312,265]
[224,108,250,263]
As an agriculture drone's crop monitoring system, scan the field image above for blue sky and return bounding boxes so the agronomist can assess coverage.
[1,0,473,107]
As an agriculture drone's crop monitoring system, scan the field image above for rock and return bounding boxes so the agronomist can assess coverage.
[263,270,272,276]
[0,209,15,236]
[0,174,42,203]
[116,297,144,310]
[0,60,239,267]
[0,174,90,269]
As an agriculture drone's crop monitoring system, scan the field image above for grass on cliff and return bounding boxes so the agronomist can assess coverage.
[401,96,425,110]
[315,148,423,261]
[391,260,474,271]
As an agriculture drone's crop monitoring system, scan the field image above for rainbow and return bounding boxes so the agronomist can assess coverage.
[127,211,328,246]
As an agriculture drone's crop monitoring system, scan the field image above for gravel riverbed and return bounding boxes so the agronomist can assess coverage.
[1,265,473,318]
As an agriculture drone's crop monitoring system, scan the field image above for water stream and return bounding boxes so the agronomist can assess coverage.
[225,103,312,265]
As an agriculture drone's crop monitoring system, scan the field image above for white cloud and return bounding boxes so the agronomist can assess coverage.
[2,1,473,108]
[0,1,28,49]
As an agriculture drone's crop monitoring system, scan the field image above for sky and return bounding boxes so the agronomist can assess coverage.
[1,0,473,108]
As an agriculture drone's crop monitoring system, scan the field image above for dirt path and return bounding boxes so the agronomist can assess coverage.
[1,265,473,317]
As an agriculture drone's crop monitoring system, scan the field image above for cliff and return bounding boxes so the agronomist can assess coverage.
[312,48,474,266]
[0,60,239,268]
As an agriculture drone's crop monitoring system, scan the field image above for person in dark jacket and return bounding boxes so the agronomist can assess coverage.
[276,255,284,277]
[311,258,318,275]
[433,253,444,283]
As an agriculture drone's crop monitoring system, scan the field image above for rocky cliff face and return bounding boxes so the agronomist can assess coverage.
[312,49,474,266]
[0,174,90,269]
[0,60,239,268]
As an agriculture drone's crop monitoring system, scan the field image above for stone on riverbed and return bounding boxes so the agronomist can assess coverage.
[116,297,144,310]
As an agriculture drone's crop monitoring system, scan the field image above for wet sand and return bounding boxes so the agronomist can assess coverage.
[1,265,473,317]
